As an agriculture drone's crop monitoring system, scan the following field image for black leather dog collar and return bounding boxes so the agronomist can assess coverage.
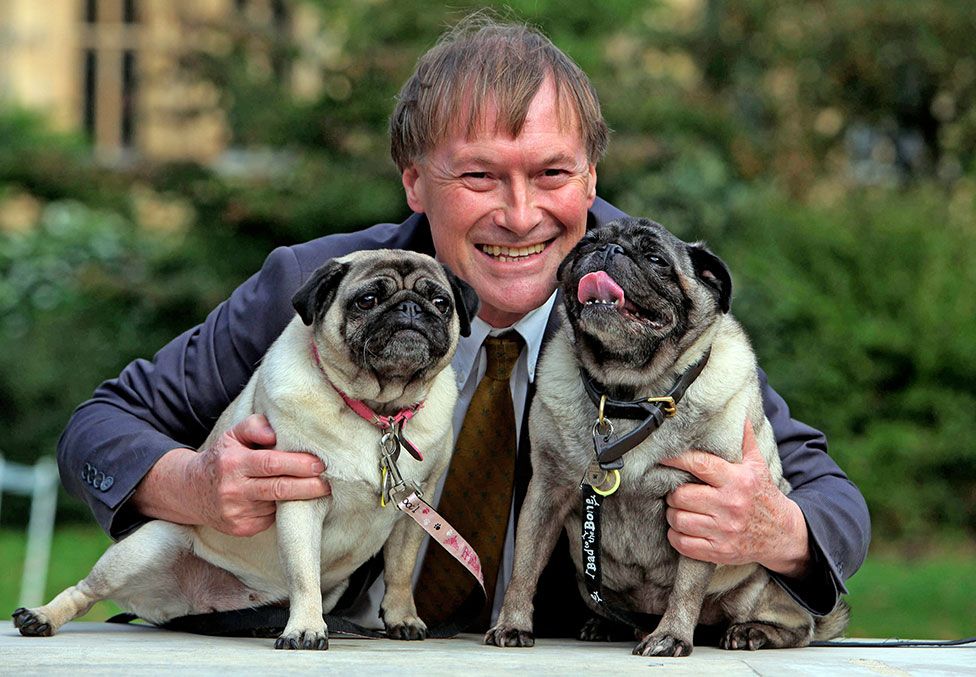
[581,349,711,469]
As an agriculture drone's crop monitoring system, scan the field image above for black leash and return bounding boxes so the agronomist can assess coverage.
[107,608,385,639]
[105,604,478,640]
[810,637,976,648]
[579,485,658,632]
[578,351,711,630]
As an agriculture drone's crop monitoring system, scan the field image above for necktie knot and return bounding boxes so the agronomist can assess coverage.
[483,333,523,382]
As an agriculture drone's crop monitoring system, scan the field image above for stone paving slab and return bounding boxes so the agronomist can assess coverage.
[2,622,974,676]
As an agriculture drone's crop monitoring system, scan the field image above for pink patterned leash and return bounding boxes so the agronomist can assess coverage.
[375,416,485,593]
[311,337,484,592]
[388,482,485,591]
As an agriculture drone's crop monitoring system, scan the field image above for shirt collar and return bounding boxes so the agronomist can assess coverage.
[452,291,558,389]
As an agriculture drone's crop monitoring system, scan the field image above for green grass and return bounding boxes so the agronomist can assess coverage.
[1,526,122,621]
[844,547,976,639]
[2,527,974,639]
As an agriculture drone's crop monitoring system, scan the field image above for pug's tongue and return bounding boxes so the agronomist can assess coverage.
[577,271,625,307]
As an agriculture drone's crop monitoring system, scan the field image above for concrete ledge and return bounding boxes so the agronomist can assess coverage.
[3,622,974,675]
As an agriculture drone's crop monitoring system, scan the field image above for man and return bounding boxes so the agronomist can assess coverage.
[58,18,869,636]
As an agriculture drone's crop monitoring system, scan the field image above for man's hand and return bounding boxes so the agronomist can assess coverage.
[659,420,810,578]
[132,414,331,537]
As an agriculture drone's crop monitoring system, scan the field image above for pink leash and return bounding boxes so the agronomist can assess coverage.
[310,340,485,591]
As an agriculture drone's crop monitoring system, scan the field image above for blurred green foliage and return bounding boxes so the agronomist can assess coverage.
[1,0,975,542]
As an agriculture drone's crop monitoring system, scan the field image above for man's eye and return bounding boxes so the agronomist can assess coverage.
[356,293,378,310]
[462,172,489,180]
[431,296,451,314]
[538,168,570,186]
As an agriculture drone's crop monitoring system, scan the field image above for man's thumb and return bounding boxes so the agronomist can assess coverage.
[231,414,277,448]
[742,419,764,463]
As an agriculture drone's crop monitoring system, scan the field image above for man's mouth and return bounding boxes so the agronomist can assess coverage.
[477,242,547,262]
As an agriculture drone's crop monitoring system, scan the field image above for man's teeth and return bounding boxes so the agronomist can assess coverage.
[480,243,546,261]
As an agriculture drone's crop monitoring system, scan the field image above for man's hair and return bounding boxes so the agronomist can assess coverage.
[389,14,610,171]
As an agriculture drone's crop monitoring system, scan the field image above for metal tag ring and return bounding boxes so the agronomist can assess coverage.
[593,469,621,497]
[591,418,614,439]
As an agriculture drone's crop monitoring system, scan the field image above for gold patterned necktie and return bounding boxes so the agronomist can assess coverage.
[414,332,524,631]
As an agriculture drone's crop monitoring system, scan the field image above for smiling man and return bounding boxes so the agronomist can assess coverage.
[57,16,869,639]
[400,74,596,328]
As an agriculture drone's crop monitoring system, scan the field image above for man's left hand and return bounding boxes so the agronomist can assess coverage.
[659,420,811,578]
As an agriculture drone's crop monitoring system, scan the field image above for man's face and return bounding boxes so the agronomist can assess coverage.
[401,78,597,328]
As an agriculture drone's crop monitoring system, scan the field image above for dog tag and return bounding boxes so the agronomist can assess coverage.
[583,461,621,496]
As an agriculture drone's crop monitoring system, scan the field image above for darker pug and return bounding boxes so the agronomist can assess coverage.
[485,218,847,656]
[14,249,478,650]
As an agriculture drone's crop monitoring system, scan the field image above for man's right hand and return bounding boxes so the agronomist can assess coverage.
[132,414,331,537]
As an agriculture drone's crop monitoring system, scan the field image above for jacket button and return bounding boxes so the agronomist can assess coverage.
[99,476,114,491]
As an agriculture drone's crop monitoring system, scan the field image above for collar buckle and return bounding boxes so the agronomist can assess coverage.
[646,396,677,418]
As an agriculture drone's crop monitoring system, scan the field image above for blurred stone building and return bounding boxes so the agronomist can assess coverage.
[0,0,321,163]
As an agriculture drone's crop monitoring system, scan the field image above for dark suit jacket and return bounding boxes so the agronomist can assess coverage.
[58,198,870,635]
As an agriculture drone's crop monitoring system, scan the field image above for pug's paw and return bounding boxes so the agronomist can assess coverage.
[484,624,535,647]
[12,607,54,637]
[385,616,427,641]
[633,632,692,657]
[274,627,329,650]
[720,622,778,650]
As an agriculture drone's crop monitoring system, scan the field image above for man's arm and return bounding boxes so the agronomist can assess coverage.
[661,370,871,615]
[129,415,328,537]
[57,246,327,539]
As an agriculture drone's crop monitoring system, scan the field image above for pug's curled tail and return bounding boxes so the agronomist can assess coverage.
[812,599,851,641]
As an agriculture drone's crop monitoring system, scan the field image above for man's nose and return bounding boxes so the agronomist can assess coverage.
[497,178,542,235]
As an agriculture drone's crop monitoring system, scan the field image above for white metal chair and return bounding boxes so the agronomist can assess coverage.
[0,454,59,607]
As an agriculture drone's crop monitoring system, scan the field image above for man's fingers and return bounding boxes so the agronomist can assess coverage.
[247,475,332,502]
[659,451,730,487]
[666,482,716,511]
[666,528,715,561]
[228,414,277,449]
[666,506,718,537]
[244,449,326,477]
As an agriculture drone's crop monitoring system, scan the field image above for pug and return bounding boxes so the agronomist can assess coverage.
[485,218,848,656]
[13,249,479,650]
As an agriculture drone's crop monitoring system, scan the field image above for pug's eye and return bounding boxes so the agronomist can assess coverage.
[648,255,668,267]
[356,293,378,310]
[431,296,451,315]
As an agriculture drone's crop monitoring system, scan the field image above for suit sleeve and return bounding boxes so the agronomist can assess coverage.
[760,369,871,615]
[56,246,306,539]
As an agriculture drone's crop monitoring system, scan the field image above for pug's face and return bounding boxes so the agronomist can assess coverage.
[558,218,731,382]
[293,249,478,402]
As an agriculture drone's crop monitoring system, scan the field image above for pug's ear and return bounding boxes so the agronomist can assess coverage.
[441,265,479,337]
[292,259,350,325]
[687,244,732,313]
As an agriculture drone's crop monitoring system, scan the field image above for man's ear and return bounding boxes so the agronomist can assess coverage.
[292,259,350,325]
[402,164,424,213]
[687,244,732,313]
[586,163,597,206]
[441,265,479,337]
